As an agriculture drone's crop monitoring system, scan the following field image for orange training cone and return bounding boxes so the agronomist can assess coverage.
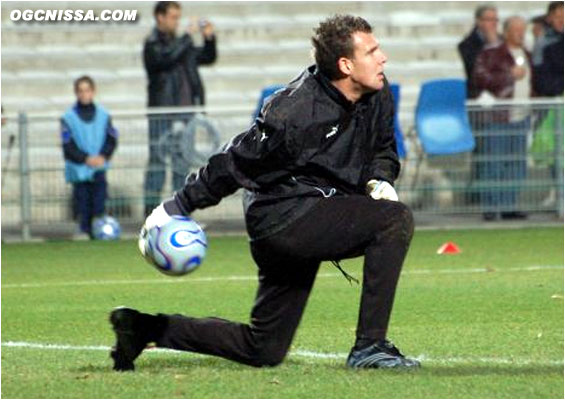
[437,242,461,255]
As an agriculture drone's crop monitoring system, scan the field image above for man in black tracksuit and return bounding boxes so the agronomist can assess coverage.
[110,15,420,370]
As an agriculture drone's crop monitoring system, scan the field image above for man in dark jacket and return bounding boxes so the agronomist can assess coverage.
[532,2,563,208]
[458,5,501,206]
[143,1,217,216]
[533,1,564,97]
[110,15,419,371]
[458,4,500,99]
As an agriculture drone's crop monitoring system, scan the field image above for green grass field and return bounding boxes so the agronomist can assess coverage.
[2,227,563,398]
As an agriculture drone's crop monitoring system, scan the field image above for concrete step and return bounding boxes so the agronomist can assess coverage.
[2,2,545,48]
[2,34,462,72]
[1,19,471,47]
[2,60,463,102]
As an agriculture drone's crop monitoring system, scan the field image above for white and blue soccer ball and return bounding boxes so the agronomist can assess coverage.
[143,216,207,276]
[91,215,121,240]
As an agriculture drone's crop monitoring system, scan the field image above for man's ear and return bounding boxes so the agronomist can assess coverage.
[337,57,353,77]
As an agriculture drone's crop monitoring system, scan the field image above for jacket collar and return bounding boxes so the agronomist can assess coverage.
[312,65,373,112]
[73,102,96,122]
[152,27,175,42]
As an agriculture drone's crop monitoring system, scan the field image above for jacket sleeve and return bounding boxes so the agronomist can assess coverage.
[196,36,217,65]
[61,119,88,164]
[165,98,298,215]
[100,117,118,160]
[534,41,564,96]
[143,34,193,74]
[458,35,478,80]
[472,48,514,95]
[365,81,400,186]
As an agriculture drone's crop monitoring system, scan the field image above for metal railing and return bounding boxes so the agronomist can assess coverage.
[1,99,563,240]
[398,98,563,218]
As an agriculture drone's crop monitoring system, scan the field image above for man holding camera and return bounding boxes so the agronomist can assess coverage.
[143,1,217,216]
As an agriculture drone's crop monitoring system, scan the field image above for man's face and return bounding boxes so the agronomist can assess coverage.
[477,9,499,35]
[505,19,526,47]
[156,6,181,35]
[348,31,387,92]
[548,7,564,33]
[532,21,545,38]
[75,81,95,105]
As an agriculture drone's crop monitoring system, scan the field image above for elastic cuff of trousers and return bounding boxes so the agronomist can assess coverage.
[353,338,374,351]
[164,196,193,216]
[144,313,169,343]
[355,330,387,348]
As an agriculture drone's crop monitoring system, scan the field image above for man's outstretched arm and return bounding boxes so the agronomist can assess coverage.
[164,96,296,216]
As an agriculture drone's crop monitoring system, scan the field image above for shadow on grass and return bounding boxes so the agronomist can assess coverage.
[420,364,564,377]
[75,354,563,378]
[74,354,340,374]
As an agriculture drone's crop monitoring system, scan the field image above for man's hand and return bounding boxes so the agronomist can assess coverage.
[367,179,399,201]
[201,20,214,39]
[186,16,199,35]
[511,65,526,80]
[138,203,173,256]
[86,155,106,167]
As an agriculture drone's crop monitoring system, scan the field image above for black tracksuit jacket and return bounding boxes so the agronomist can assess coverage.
[165,65,400,240]
[144,28,217,107]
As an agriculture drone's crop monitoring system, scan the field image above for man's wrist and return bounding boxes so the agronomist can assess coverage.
[163,197,187,216]
[366,179,398,201]
[366,179,393,193]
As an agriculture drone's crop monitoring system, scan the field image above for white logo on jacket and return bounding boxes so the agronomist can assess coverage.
[326,125,339,138]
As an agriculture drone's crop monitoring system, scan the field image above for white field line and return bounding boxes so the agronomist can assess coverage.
[2,265,563,290]
[2,341,563,367]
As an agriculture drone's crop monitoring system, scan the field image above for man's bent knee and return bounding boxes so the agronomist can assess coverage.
[396,202,414,235]
[248,342,288,367]
[383,201,414,242]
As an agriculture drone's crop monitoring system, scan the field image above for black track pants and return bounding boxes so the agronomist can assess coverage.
[156,195,414,367]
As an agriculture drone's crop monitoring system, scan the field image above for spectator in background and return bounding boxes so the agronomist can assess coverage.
[458,5,501,206]
[61,76,118,238]
[533,2,564,96]
[143,1,217,217]
[473,16,533,221]
[458,4,501,99]
[531,2,563,207]
[530,15,547,41]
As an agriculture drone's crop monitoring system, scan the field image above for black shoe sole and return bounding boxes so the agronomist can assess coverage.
[109,307,142,371]
[347,359,421,369]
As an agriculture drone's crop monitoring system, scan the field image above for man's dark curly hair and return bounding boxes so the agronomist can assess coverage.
[312,15,372,80]
[548,1,563,15]
[154,1,180,17]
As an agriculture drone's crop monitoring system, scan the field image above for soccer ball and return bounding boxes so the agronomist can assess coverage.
[91,215,121,240]
[143,216,207,276]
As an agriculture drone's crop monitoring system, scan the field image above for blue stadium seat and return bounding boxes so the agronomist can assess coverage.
[410,79,475,190]
[252,84,285,121]
[415,79,475,155]
[389,83,406,158]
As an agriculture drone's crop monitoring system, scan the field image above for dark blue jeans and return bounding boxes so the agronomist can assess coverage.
[144,115,192,215]
[73,171,107,234]
[477,118,530,212]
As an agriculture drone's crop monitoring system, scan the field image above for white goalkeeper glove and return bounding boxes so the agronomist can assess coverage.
[366,179,399,201]
[138,203,172,257]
